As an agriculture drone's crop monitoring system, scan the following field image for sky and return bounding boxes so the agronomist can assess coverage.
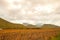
[0,0,60,27]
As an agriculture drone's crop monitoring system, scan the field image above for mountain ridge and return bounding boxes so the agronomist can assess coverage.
[0,18,60,29]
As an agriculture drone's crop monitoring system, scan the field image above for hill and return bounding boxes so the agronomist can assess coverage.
[0,18,60,29]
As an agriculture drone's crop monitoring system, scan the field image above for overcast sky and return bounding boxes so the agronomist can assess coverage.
[0,0,60,27]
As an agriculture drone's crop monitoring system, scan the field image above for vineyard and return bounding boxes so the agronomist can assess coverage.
[0,28,60,40]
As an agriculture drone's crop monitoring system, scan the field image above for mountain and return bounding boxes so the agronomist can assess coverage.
[0,18,26,29]
[41,24,59,28]
[0,18,60,29]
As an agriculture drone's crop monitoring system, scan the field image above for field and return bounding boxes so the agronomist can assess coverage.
[0,28,60,40]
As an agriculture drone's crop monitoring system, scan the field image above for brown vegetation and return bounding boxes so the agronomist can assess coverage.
[0,28,60,40]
